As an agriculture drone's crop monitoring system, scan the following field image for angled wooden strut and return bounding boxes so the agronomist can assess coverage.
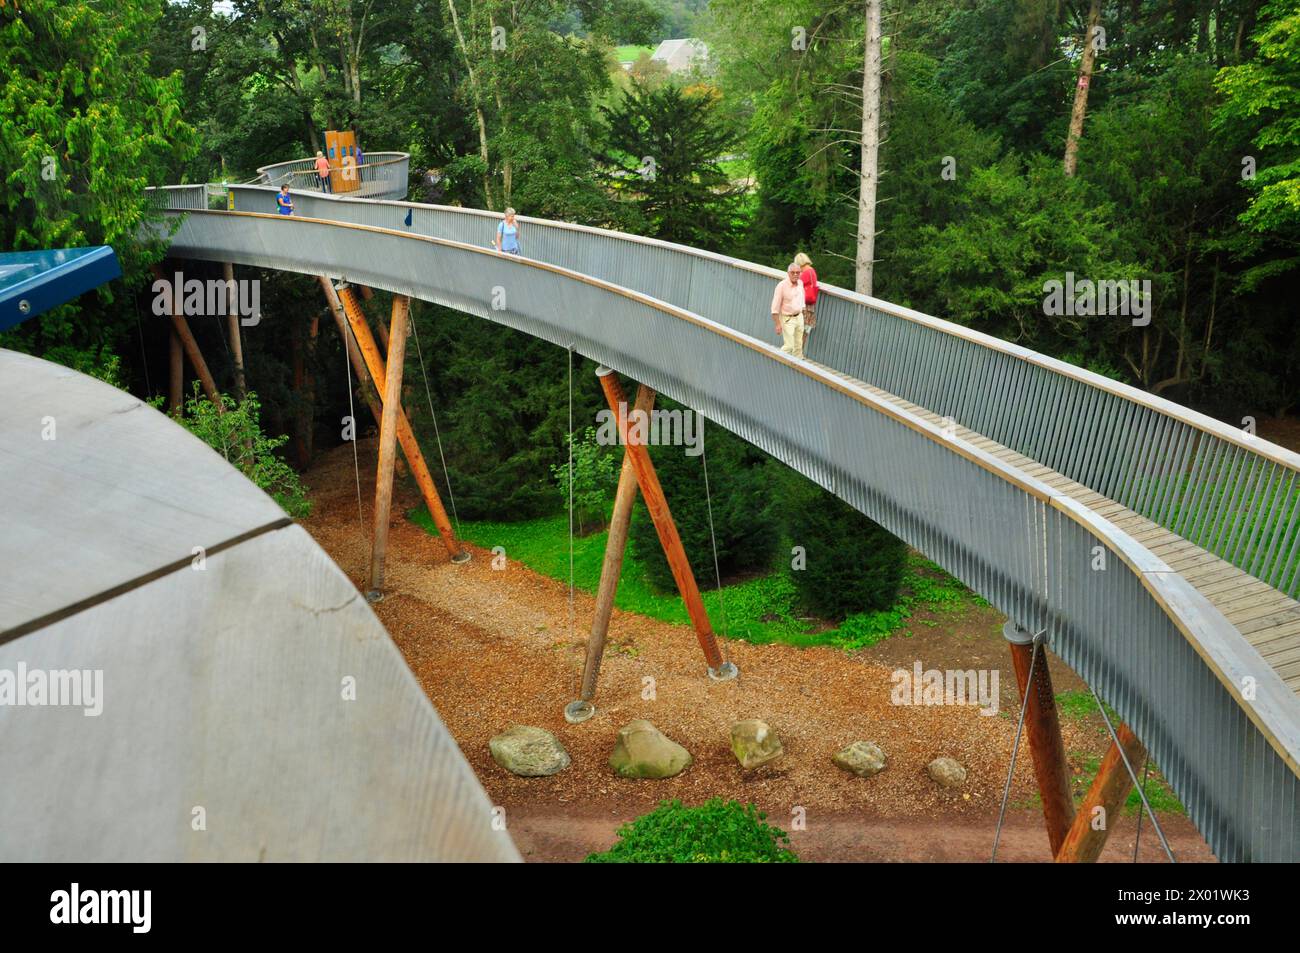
[152,263,222,410]
[319,277,382,428]
[222,261,247,399]
[1056,721,1147,862]
[595,368,735,681]
[332,281,467,569]
[1004,622,1076,856]
[368,293,410,597]
[566,383,657,722]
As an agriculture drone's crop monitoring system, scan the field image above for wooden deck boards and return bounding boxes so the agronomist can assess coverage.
[848,373,1300,696]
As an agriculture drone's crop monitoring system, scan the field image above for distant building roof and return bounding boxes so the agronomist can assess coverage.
[651,38,708,73]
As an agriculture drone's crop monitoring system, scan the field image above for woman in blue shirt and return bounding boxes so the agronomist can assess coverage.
[495,207,520,254]
[276,185,294,215]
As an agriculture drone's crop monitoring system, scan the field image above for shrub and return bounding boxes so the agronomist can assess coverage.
[585,799,799,863]
[550,426,621,534]
[157,384,311,518]
[628,410,778,592]
[788,483,906,620]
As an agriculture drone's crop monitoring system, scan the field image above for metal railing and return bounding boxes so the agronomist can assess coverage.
[155,207,1300,861]
[255,152,410,200]
[199,187,1300,602]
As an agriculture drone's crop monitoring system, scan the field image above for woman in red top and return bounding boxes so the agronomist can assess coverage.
[794,252,817,346]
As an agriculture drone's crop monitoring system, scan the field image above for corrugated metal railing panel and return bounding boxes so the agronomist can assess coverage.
[159,209,1300,861]
[203,189,1300,601]
[253,153,410,200]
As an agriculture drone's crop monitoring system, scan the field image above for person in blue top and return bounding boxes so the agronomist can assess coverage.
[495,207,520,254]
[276,184,294,215]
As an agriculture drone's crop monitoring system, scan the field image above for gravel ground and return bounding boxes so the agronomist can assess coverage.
[301,440,1215,861]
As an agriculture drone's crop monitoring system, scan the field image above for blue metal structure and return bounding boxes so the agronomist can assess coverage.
[0,246,121,332]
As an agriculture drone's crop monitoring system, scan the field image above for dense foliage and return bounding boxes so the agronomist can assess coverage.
[788,483,907,620]
[628,408,779,592]
[7,0,1300,617]
[584,798,799,863]
[159,384,312,518]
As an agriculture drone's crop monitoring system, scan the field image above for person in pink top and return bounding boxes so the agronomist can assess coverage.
[770,262,806,359]
[314,150,332,194]
[794,252,817,347]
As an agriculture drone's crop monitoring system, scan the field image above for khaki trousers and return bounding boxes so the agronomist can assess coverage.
[779,311,805,358]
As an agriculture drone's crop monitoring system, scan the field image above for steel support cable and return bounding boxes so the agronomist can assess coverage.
[992,628,1043,863]
[1089,682,1176,862]
[699,414,731,652]
[409,314,463,536]
[1133,753,1151,861]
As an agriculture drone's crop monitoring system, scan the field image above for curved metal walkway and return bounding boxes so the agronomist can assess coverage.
[151,187,1300,862]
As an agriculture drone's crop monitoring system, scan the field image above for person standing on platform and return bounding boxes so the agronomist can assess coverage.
[794,252,817,348]
[770,262,806,359]
[277,184,294,215]
[314,150,332,193]
[495,207,521,255]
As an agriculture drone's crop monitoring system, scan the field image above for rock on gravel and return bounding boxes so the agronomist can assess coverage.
[927,756,967,788]
[832,741,887,778]
[609,720,692,779]
[489,726,571,777]
[730,719,784,770]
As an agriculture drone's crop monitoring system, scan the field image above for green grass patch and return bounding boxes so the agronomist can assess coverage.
[1055,689,1120,726]
[410,508,986,650]
[615,44,655,63]
[585,799,799,863]
[1073,753,1185,816]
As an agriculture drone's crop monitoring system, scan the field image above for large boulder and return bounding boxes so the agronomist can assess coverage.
[609,720,692,779]
[730,719,784,770]
[489,726,571,777]
[927,756,967,788]
[832,741,887,778]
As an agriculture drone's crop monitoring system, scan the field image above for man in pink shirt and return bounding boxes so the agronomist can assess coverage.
[771,262,806,359]
[314,150,332,194]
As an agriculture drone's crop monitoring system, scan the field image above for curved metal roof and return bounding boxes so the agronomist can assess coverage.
[0,350,519,862]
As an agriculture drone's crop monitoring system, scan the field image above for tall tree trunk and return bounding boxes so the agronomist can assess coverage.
[447,0,496,209]
[855,0,882,296]
[1064,0,1102,177]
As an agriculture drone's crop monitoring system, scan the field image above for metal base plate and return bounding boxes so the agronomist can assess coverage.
[708,661,739,682]
[564,700,595,723]
[451,550,472,565]
[365,589,384,604]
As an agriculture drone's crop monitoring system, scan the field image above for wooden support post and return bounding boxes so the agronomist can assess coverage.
[292,328,307,467]
[1004,622,1076,856]
[1056,722,1147,863]
[152,265,222,410]
[596,367,733,678]
[335,282,467,564]
[222,261,247,399]
[319,277,382,428]
[565,384,657,722]
[168,327,183,414]
[368,295,410,598]
[290,315,320,468]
